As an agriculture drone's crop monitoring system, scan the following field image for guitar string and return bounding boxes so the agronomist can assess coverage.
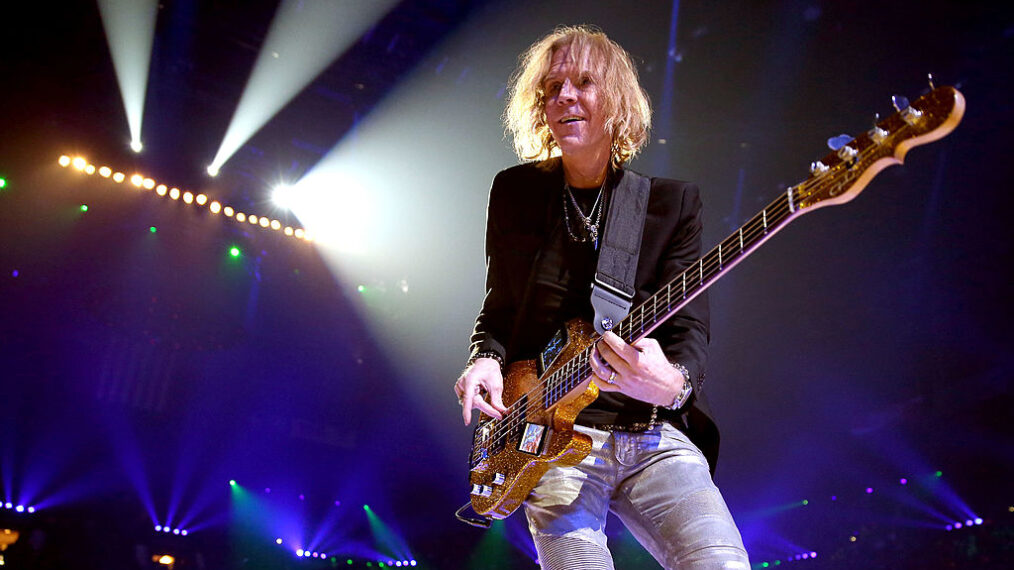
[470,124,908,463]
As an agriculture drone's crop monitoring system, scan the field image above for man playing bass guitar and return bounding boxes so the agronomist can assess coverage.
[454,26,749,569]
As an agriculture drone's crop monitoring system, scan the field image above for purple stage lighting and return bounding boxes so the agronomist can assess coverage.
[298,494,305,501]
[14,505,24,513]
[865,487,873,494]
[900,478,908,485]
[810,552,817,558]
[3,503,10,509]
[265,487,271,494]
[181,530,188,536]
[830,495,836,501]
[312,552,319,558]
[411,562,417,567]
[155,525,162,531]
[163,527,171,533]
[975,518,983,525]
[955,522,963,529]
[946,524,953,531]
[27,506,35,513]
[303,551,311,557]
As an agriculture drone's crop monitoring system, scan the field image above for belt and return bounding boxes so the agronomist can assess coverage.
[584,421,659,433]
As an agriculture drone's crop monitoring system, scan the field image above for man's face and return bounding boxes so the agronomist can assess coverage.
[542,46,611,162]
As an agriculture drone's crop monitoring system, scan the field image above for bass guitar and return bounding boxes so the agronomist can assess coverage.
[463,84,965,523]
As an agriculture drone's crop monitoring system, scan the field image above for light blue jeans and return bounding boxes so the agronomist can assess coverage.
[524,422,749,569]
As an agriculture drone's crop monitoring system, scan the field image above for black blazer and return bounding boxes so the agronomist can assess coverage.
[469,158,721,471]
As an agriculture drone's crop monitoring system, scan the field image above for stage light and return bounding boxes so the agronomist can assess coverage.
[275,538,282,545]
[72,156,86,170]
[80,205,89,212]
[272,184,294,209]
[169,188,180,200]
[143,177,155,189]
[946,524,953,531]
[85,164,96,175]
[180,530,188,536]
[236,213,246,222]
[223,206,234,217]
[259,217,269,228]
[183,192,193,204]
[801,499,808,506]
[357,285,365,293]
[207,0,395,177]
[130,174,143,187]
[270,219,281,230]
[131,140,143,153]
[162,526,171,533]
[810,552,816,558]
[304,551,311,557]
[313,552,319,558]
[865,487,873,494]
[296,549,304,556]
[849,536,857,542]
[210,201,222,214]
[156,184,167,196]
[248,214,258,225]
[25,507,34,514]
[59,155,71,167]
[13,507,23,513]
[99,166,112,177]
[3,503,10,509]
[294,228,304,239]
[229,247,240,258]
[965,519,973,526]
[196,194,207,205]
[154,554,174,565]
[284,226,293,236]
[900,478,908,485]
[206,165,219,177]
[113,172,125,182]
[935,470,943,477]
[975,517,983,525]
[229,480,237,486]
[954,522,963,529]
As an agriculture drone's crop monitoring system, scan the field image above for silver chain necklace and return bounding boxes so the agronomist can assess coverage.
[562,181,605,248]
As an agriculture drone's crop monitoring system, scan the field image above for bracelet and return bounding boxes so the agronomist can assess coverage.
[662,362,693,411]
[468,350,504,370]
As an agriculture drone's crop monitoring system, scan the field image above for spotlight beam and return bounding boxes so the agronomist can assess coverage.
[207,0,398,174]
[97,0,159,151]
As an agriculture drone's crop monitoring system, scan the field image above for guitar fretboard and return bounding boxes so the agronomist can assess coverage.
[542,187,803,407]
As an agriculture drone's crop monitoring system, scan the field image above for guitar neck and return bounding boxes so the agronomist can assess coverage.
[616,188,801,345]
[544,189,802,404]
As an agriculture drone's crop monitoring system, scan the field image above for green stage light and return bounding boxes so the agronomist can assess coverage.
[935,470,943,478]
[0,177,7,189]
[149,226,157,233]
[357,285,366,293]
[80,205,89,212]
[229,479,237,486]
[229,247,241,258]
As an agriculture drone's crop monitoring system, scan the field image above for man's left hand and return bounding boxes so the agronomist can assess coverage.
[589,331,685,406]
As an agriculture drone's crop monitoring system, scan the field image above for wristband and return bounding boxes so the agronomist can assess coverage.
[662,362,693,411]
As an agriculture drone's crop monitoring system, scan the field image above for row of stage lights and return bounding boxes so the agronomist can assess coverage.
[1,503,35,513]
[289,547,418,568]
[58,155,314,243]
[153,525,189,536]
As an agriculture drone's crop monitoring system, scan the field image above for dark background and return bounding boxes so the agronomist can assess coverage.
[1,1,1011,568]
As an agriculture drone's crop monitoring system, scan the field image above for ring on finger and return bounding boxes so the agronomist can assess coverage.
[607,370,617,384]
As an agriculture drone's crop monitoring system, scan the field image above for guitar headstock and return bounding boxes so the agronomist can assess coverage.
[795,85,965,211]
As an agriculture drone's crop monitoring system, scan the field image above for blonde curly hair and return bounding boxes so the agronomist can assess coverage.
[504,25,652,167]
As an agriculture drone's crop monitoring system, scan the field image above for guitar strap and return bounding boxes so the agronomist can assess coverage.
[591,169,651,334]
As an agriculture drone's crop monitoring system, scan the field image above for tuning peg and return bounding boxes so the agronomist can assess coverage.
[928,73,935,89]
[892,95,909,112]
[826,134,852,151]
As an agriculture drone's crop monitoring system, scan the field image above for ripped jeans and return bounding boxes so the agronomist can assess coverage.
[524,422,749,570]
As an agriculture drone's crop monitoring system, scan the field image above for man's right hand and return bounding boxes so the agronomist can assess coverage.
[454,358,508,425]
